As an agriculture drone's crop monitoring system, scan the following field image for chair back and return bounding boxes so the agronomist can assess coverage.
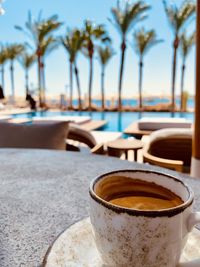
[144,128,192,172]
[68,124,97,149]
[0,121,69,150]
[149,136,192,166]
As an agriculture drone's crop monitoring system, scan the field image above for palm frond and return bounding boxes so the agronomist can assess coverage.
[18,51,36,69]
[179,30,195,59]
[98,45,115,66]
[133,28,163,58]
[163,0,196,34]
[6,44,24,60]
[0,46,8,65]
[110,1,150,38]
[61,28,85,62]
[15,11,62,50]
[82,20,110,58]
[40,36,58,57]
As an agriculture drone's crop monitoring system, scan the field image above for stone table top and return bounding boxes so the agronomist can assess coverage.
[0,149,199,267]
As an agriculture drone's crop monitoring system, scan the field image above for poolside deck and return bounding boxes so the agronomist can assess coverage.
[124,122,152,139]
[91,130,122,143]
[0,108,32,116]
[33,116,91,124]
[80,120,107,131]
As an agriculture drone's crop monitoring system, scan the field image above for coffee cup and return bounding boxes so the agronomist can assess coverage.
[89,170,200,267]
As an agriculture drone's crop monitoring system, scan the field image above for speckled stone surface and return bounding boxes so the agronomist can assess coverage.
[0,149,199,267]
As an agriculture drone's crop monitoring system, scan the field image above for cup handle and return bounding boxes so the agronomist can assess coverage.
[178,212,200,267]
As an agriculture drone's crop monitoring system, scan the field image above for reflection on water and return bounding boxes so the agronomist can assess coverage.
[138,112,142,120]
[101,112,105,121]
[118,112,122,132]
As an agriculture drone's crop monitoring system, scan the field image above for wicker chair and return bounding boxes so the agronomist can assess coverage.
[143,128,192,173]
[67,124,105,155]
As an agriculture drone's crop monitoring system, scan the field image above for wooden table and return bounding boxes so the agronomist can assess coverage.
[0,149,200,267]
[107,138,143,161]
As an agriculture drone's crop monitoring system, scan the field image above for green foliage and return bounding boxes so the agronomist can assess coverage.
[18,51,36,69]
[133,28,162,59]
[82,20,110,58]
[110,0,150,38]
[6,44,24,61]
[163,0,196,35]
[98,45,115,66]
[0,46,8,65]
[40,36,58,58]
[15,12,62,49]
[61,29,85,62]
[179,31,195,60]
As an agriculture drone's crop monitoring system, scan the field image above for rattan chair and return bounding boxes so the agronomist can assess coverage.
[143,128,192,173]
[67,124,105,155]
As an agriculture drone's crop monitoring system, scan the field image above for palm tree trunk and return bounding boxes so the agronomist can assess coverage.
[74,62,82,110]
[88,56,93,111]
[25,68,29,96]
[180,60,186,112]
[118,38,126,111]
[1,64,5,90]
[37,48,42,107]
[171,36,179,114]
[41,60,46,105]
[138,58,143,109]
[69,61,73,109]
[101,65,105,110]
[10,60,15,102]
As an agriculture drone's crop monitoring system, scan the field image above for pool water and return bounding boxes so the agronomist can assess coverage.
[13,111,194,132]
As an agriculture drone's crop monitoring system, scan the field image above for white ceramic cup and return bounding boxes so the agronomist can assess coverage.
[89,170,200,267]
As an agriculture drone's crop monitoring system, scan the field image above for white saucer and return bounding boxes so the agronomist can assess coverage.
[43,218,200,267]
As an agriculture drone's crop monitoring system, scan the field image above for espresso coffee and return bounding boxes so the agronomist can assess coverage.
[95,176,183,211]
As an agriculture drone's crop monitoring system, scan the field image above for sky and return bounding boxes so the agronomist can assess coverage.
[0,0,196,99]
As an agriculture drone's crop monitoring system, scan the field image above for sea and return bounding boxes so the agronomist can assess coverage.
[70,97,195,109]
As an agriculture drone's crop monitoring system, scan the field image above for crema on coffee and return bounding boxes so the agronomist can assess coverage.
[95,176,183,211]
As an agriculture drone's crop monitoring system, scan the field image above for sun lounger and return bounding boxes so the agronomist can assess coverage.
[0,115,12,121]
[33,115,91,125]
[124,117,192,139]
[138,117,192,131]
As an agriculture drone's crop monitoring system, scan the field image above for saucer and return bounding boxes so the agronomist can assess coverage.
[43,217,200,267]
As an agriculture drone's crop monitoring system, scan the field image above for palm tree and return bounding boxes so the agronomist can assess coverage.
[73,30,85,110]
[179,31,195,111]
[0,46,8,92]
[133,28,162,109]
[6,44,24,101]
[163,0,196,113]
[15,12,62,107]
[82,20,110,110]
[40,36,58,103]
[110,0,150,110]
[18,51,36,96]
[97,45,115,110]
[61,29,85,110]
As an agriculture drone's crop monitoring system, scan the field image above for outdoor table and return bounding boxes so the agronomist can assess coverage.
[106,138,143,161]
[0,148,200,267]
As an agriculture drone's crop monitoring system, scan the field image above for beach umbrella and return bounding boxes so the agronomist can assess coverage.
[191,1,200,178]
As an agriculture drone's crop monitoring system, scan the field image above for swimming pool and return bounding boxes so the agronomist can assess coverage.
[13,111,194,132]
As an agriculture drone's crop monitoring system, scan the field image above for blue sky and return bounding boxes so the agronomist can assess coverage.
[0,0,196,98]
